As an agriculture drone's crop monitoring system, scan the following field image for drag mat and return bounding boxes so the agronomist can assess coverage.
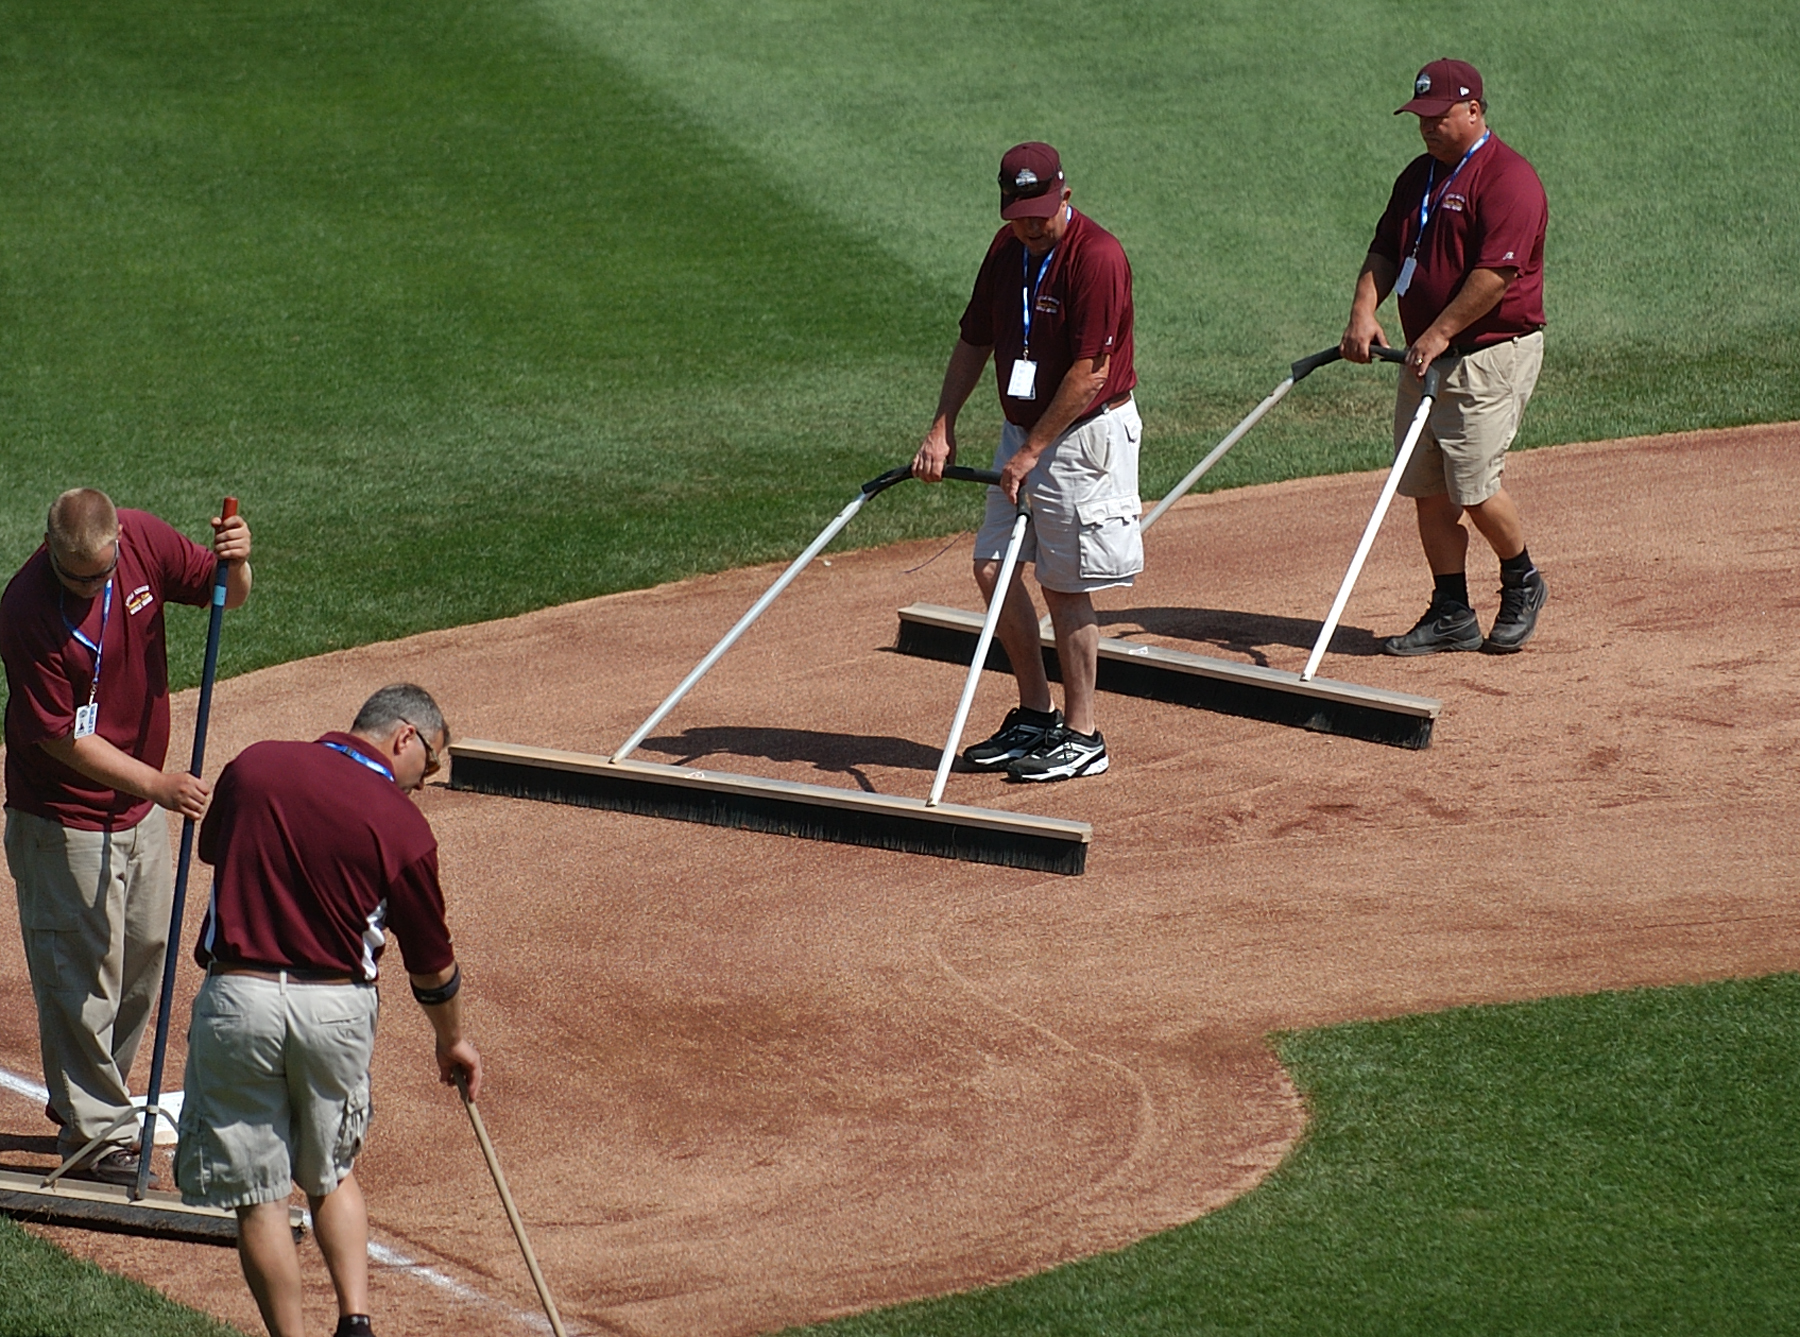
[3,424,1798,1336]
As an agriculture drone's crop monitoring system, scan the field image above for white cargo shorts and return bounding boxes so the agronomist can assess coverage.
[974,397,1144,594]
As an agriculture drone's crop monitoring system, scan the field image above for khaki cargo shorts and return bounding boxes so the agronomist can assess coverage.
[975,397,1144,594]
[1396,331,1544,506]
[176,973,379,1208]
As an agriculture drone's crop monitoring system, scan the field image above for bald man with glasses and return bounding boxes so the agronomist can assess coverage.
[1,487,251,1185]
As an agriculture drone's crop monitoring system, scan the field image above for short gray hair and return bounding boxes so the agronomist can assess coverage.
[351,683,449,743]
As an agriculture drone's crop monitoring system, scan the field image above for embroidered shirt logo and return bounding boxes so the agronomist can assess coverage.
[125,585,154,616]
[1034,295,1061,315]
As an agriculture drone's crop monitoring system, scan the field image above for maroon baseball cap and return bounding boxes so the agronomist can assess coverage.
[1395,59,1484,116]
[998,142,1067,220]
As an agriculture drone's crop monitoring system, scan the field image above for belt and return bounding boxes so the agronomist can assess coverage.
[1071,392,1134,428]
[1450,329,1543,358]
[207,962,358,985]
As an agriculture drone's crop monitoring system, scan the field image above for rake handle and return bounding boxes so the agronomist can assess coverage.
[455,1073,568,1337]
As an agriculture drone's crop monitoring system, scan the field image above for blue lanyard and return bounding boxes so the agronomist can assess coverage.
[1410,130,1490,259]
[320,740,395,782]
[60,579,113,708]
[1020,244,1056,356]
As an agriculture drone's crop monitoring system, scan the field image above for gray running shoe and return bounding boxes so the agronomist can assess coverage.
[1007,725,1109,782]
[963,706,1062,769]
[64,1146,156,1189]
[1483,569,1548,653]
[1382,599,1483,656]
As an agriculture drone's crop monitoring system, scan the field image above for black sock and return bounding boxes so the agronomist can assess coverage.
[334,1317,374,1337]
[1433,572,1471,609]
[1499,547,1536,582]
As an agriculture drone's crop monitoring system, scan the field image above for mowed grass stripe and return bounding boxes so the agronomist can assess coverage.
[792,974,1800,1337]
[553,0,1800,459]
[0,0,985,692]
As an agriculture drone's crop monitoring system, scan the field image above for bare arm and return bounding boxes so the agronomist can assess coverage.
[39,733,209,819]
[996,354,1111,503]
[1340,252,1399,363]
[210,512,254,610]
[912,340,994,482]
[412,964,483,1101]
[1404,266,1517,373]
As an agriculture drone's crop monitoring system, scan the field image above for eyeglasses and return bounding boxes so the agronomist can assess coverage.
[401,719,442,778]
[48,544,119,589]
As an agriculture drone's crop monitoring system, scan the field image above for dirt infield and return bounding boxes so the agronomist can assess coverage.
[4,423,1798,1336]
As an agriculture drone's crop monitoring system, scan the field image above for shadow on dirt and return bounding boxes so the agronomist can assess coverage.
[1103,606,1385,663]
[639,726,943,791]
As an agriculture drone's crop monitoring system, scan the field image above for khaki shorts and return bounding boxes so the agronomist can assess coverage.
[1396,331,1543,506]
[176,973,378,1207]
[974,398,1144,594]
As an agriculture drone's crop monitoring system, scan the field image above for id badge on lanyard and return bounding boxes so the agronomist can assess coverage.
[1008,245,1057,400]
[65,579,113,739]
[1396,131,1489,297]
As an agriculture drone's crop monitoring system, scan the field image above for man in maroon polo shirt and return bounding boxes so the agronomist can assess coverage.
[177,683,480,1337]
[1,487,251,1186]
[1341,59,1550,655]
[913,141,1141,781]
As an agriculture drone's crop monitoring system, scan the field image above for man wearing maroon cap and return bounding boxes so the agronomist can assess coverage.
[1341,59,1550,655]
[176,683,480,1337]
[1,488,252,1187]
[913,142,1140,781]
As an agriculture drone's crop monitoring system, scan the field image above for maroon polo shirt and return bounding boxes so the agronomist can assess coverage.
[1371,134,1548,348]
[195,733,456,982]
[959,207,1136,430]
[1,510,217,830]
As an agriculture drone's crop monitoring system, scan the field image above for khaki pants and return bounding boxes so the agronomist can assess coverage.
[5,807,173,1155]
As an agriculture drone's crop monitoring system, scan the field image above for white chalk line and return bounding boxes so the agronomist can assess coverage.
[3,1065,569,1334]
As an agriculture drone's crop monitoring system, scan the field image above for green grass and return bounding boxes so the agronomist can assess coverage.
[3,0,1797,689]
[790,974,1800,1336]
[0,1214,249,1336]
[3,3,1798,1330]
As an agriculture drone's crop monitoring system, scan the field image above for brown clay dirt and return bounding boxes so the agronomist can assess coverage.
[3,422,1799,1336]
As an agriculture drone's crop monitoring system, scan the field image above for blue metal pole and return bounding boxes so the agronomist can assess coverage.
[133,497,235,1201]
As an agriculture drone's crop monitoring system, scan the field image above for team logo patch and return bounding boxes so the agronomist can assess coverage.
[1014,167,1039,189]
[1415,72,1432,95]
[1035,295,1061,315]
[126,585,154,615]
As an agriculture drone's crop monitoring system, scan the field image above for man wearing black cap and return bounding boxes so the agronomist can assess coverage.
[913,142,1140,781]
[1340,59,1550,656]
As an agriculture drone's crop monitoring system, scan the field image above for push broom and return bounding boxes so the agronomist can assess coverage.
[451,464,1092,873]
[1,499,283,1243]
[894,349,1445,749]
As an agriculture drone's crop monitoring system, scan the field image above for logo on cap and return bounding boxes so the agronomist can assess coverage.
[1416,73,1431,95]
[1014,168,1039,189]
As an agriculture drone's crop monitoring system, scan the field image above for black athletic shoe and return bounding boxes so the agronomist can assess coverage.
[1006,725,1109,782]
[963,707,1062,769]
[63,1147,156,1189]
[1381,599,1483,656]
[334,1316,375,1337]
[1483,569,1548,653]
